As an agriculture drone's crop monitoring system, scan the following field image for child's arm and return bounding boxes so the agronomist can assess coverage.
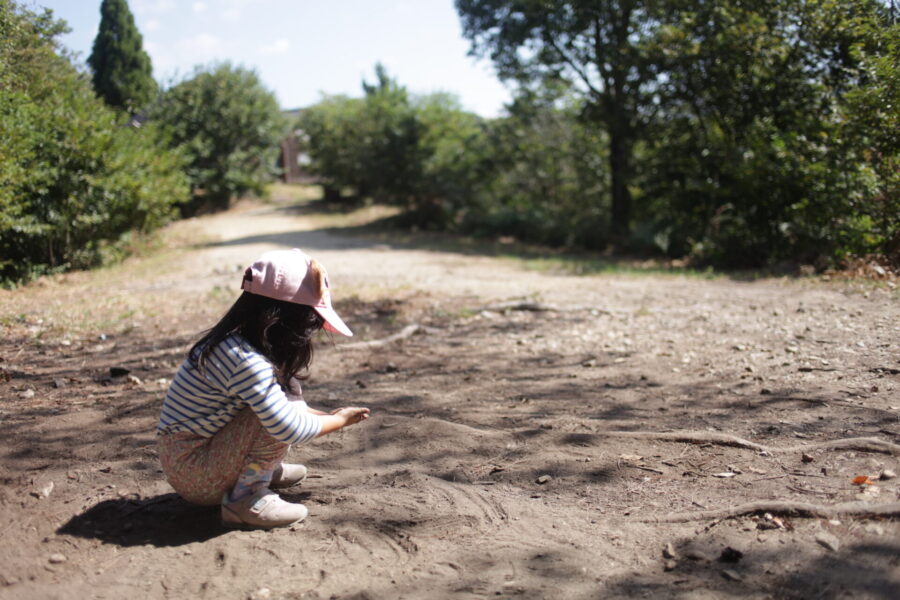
[316,406,370,436]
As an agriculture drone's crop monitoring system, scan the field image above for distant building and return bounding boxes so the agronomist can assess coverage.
[279,108,315,184]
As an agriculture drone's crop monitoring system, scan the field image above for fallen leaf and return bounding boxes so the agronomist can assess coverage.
[852,475,876,486]
[620,454,643,462]
[712,472,737,478]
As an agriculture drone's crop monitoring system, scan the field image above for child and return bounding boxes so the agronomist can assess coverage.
[156,248,370,529]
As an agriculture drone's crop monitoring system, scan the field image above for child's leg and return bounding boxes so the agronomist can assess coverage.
[158,408,290,506]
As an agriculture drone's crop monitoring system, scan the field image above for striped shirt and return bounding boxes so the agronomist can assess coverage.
[157,334,322,444]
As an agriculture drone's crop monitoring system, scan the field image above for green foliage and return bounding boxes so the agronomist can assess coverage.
[152,64,288,214]
[841,10,900,261]
[456,0,898,268]
[298,94,368,198]
[88,0,156,112]
[466,89,610,248]
[0,0,188,284]
[300,64,488,228]
[638,0,892,267]
[456,0,658,238]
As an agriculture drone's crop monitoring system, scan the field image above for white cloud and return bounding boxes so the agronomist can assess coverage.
[144,19,160,33]
[222,7,241,21]
[192,2,208,13]
[258,38,290,56]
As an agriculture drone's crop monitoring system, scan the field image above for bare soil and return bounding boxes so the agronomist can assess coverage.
[1,195,899,600]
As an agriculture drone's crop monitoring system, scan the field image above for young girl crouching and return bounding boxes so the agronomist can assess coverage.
[156,249,369,529]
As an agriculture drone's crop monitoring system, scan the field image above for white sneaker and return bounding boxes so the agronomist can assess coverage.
[270,463,308,489]
[221,488,308,529]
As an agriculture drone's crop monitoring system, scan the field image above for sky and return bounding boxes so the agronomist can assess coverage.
[27,0,512,117]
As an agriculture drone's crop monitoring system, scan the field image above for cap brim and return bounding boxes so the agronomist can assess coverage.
[315,306,353,337]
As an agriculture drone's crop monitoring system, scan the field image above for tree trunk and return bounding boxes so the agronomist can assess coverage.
[609,129,632,241]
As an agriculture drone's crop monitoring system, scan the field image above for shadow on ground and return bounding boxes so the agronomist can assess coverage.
[57,494,227,547]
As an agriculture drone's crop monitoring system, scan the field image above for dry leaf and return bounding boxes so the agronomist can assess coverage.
[712,472,737,478]
[620,454,643,462]
[852,475,875,486]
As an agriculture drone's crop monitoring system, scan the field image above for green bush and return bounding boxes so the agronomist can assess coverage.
[300,65,489,228]
[152,64,288,215]
[0,1,188,284]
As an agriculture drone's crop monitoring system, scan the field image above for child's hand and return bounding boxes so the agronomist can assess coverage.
[332,406,370,427]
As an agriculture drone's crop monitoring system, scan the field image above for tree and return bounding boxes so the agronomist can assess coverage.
[152,63,288,214]
[638,0,892,266]
[458,0,897,267]
[88,0,156,112]
[1,0,187,283]
[456,0,657,241]
[469,86,610,247]
[299,65,489,227]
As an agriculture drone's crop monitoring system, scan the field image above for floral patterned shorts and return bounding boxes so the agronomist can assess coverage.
[157,408,290,506]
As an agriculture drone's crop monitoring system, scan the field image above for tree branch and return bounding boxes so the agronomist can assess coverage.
[635,500,900,523]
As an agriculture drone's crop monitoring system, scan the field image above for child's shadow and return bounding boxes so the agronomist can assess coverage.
[57,494,228,547]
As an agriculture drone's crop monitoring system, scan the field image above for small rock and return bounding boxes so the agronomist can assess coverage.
[535,475,552,484]
[663,542,678,559]
[815,531,840,552]
[721,569,743,582]
[52,379,67,389]
[19,389,35,399]
[684,549,708,561]
[248,588,272,600]
[109,366,130,377]
[865,524,885,536]
[879,469,896,481]
[801,453,815,463]
[581,359,597,368]
[663,559,677,572]
[48,554,67,564]
[40,481,54,498]
[719,547,743,563]
[126,375,143,386]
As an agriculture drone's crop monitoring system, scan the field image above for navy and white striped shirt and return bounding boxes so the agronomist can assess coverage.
[157,334,322,444]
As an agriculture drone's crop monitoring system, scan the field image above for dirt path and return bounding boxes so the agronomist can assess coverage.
[1,198,898,599]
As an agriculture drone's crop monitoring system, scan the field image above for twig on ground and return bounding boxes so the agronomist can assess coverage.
[338,324,423,350]
[625,464,666,475]
[635,501,900,523]
[599,431,900,456]
[477,301,614,315]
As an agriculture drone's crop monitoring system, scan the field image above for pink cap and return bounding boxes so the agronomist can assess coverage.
[240,249,352,337]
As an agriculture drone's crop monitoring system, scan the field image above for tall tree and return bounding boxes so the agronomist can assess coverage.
[456,0,656,240]
[88,0,156,112]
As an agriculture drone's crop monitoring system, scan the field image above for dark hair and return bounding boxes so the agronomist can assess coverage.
[189,291,325,386]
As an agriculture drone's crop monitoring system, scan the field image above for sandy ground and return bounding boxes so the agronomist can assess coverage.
[1,195,899,600]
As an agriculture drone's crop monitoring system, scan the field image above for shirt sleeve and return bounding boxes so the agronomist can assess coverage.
[225,350,321,444]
